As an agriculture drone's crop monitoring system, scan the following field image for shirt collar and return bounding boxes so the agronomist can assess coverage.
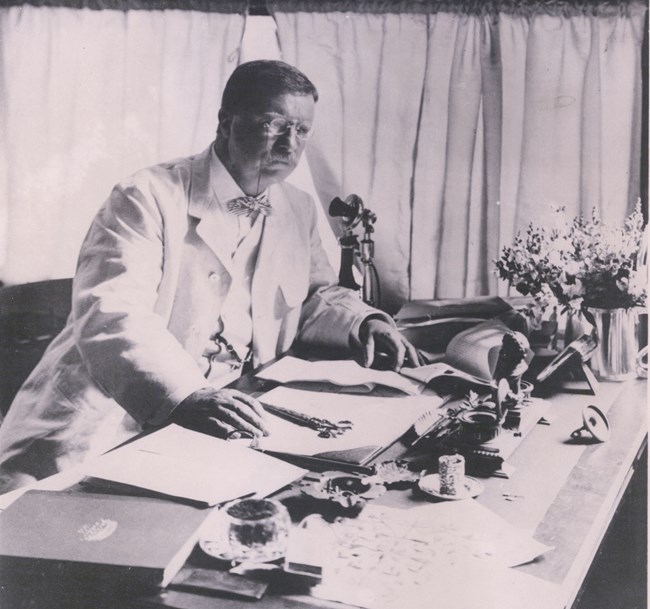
[209,144,268,210]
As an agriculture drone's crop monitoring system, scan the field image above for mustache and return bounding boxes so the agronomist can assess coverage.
[262,151,296,165]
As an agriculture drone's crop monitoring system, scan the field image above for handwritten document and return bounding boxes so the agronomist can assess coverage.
[309,501,555,609]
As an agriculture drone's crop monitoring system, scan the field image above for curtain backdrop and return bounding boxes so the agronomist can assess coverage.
[0,4,245,283]
[271,0,646,313]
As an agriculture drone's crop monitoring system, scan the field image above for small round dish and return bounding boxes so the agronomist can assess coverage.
[366,460,423,488]
[418,473,484,501]
[300,471,385,508]
[457,410,500,443]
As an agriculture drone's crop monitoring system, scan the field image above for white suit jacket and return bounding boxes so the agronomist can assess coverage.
[0,146,384,484]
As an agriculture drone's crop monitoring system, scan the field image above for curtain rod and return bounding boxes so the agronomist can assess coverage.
[249,0,268,14]
[267,0,646,17]
[1,0,644,14]
[0,0,250,11]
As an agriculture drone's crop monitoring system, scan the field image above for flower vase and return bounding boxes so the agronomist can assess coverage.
[588,307,638,381]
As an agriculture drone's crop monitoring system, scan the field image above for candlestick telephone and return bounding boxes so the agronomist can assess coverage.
[329,195,380,307]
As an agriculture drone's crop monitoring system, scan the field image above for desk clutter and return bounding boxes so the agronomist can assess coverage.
[1,298,591,609]
[410,386,551,478]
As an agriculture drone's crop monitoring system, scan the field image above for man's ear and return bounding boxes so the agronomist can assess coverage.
[217,109,232,139]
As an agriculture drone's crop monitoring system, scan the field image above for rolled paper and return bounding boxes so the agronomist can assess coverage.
[439,454,465,495]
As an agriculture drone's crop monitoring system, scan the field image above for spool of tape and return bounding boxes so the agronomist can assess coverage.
[570,405,610,443]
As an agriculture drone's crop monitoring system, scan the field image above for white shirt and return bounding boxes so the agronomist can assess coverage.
[199,148,268,387]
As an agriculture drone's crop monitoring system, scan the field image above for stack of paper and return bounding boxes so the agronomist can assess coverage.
[257,356,425,395]
[257,386,442,463]
[83,424,306,506]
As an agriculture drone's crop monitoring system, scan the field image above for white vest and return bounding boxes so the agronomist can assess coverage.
[199,213,264,387]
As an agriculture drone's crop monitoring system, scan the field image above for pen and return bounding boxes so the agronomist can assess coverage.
[260,402,317,429]
[260,402,352,438]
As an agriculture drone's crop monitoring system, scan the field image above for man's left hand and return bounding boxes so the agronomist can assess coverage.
[358,318,423,371]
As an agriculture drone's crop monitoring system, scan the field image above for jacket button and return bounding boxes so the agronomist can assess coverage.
[208,272,219,281]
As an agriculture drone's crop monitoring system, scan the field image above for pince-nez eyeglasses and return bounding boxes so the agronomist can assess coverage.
[262,117,314,141]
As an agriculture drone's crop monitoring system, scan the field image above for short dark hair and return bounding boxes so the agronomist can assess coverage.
[221,60,318,115]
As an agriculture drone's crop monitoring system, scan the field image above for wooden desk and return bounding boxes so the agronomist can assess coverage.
[0,378,646,609]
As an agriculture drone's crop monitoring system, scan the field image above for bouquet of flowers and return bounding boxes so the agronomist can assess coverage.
[495,204,647,319]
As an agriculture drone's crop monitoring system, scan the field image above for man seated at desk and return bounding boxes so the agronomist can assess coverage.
[0,60,421,493]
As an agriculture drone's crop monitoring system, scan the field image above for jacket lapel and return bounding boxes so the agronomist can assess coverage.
[188,146,235,277]
[252,183,294,304]
[252,184,312,363]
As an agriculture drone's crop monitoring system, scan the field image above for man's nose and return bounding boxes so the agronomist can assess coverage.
[276,126,300,149]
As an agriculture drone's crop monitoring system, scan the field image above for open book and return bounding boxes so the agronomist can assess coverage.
[258,320,521,395]
[407,319,521,391]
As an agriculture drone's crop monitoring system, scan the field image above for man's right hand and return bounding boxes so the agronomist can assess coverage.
[171,387,269,438]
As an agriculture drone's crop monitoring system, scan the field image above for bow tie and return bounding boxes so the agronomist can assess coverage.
[226,193,272,217]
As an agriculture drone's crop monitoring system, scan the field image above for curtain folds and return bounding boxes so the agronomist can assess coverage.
[271,1,646,312]
[0,5,246,282]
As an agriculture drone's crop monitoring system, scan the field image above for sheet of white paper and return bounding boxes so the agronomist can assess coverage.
[82,424,306,506]
[257,356,425,395]
[257,387,441,457]
[309,501,554,609]
[400,361,493,386]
